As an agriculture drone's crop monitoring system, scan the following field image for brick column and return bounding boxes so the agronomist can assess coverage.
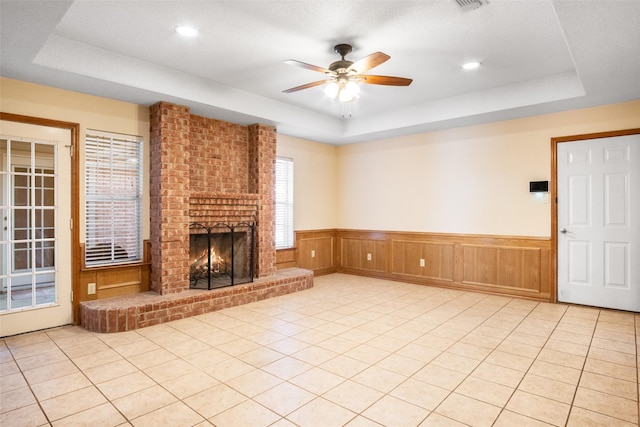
[248,124,277,278]
[149,102,190,294]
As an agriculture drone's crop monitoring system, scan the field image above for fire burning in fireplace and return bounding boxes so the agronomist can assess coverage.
[189,222,254,290]
[191,248,225,275]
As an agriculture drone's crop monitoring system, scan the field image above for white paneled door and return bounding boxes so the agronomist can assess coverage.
[557,134,640,311]
[0,120,72,336]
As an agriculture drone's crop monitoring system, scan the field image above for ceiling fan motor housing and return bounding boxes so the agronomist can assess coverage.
[329,60,354,73]
[330,44,355,74]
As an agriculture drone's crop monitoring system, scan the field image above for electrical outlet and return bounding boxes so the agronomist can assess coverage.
[88,282,96,295]
[311,250,316,258]
[420,259,425,267]
[367,253,372,261]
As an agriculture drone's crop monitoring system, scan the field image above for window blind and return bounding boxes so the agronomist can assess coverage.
[275,157,294,249]
[85,130,142,266]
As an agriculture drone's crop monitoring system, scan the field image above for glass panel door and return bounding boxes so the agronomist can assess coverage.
[0,119,71,337]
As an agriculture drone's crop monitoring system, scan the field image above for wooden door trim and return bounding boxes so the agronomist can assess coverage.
[0,112,80,323]
[550,127,640,304]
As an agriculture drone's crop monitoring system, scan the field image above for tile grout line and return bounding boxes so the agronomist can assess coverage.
[4,342,53,426]
[352,286,487,424]
[409,292,513,425]
[436,297,545,427]
[48,328,133,425]
[345,290,523,426]
[269,284,471,425]
[553,306,598,427]
[560,307,639,426]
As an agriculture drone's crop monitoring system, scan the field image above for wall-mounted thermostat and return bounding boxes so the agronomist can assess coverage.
[529,181,549,193]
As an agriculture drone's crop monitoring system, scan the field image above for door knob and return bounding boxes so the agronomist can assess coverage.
[560,228,568,234]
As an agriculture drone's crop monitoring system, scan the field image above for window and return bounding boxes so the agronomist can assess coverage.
[84,130,142,266]
[275,157,294,249]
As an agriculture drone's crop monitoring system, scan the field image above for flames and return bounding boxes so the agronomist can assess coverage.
[191,249,226,274]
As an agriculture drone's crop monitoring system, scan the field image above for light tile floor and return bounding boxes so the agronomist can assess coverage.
[1,273,638,426]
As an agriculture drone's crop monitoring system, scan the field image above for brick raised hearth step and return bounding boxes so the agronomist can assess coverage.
[80,268,313,333]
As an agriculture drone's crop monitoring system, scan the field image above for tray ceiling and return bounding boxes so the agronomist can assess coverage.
[1,1,639,144]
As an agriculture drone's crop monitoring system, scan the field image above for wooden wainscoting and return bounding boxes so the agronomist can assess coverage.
[460,244,546,295]
[275,230,338,275]
[78,241,151,306]
[334,229,553,302]
[277,229,552,301]
[297,230,337,275]
[338,230,388,273]
[275,247,297,270]
[392,240,455,282]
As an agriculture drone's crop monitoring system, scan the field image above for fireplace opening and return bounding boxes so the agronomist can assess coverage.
[189,222,254,290]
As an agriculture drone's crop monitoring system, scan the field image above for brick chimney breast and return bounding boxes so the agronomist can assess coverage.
[150,103,277,295]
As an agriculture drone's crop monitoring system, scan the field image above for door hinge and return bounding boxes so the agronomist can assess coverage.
[70,218,73,230]
[70,290,74,302]
[65,144,74,157]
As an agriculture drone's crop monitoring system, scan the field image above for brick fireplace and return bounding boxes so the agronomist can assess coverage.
[149,102,278,294]
[79,102,312,333]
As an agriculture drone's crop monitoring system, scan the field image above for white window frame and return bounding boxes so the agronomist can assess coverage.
[84,130,142,267]
[275,157,294,249]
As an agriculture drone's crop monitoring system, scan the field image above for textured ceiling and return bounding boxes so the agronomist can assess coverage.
[1,0,639,144]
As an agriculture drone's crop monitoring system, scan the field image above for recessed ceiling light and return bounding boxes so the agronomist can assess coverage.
[463,61,481,70]
[175,25,197,37]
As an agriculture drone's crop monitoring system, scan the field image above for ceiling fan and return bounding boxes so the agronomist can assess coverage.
[283,43,412,103]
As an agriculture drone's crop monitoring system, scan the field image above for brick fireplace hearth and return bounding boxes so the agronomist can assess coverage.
[80,102,312,333]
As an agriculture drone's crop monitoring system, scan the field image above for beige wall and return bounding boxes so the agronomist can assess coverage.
[337,100,640,237]
[276,134,338,231]
[2,77,639,239]
[0,77,151,242]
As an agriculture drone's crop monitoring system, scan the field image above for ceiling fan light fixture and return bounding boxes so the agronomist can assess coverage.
[342,80,360,100]
[324,78,360,102]
[338,89,353,103]
[345,79,360,93]
[324,81,339,99]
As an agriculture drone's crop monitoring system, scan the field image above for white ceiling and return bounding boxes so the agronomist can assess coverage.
[1,0,639,144]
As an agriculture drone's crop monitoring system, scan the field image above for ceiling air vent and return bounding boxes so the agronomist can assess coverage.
[456,0,489,11]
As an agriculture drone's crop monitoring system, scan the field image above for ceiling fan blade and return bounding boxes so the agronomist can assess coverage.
[284,59,332,74]
[282,80,328,93]
[347,52,390,74]
[360,75,413,86]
